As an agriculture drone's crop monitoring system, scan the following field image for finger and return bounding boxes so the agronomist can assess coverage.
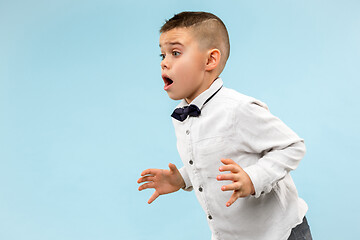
[148,191,160,204]
[219,164,240,173]
[216,173,238,181]
[168,163,178,173]
[226,192,240,207]
[137,176,155,184]
[141,169,157,176]
[221,158,236,165]
[221,182,241,191]
[138,182,155,191]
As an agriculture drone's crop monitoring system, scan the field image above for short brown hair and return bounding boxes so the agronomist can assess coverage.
[160,11,230,73]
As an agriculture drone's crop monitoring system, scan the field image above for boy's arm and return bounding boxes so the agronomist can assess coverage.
[243,141,305,198]
[137,163,185,204]
[236,100,306,198]
[178,166,193,191]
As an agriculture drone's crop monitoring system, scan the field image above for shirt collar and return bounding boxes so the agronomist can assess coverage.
[177,77,223,110]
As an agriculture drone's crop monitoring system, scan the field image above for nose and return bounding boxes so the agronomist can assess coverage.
[160,58,168,70]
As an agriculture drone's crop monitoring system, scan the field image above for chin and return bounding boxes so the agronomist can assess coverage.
[167,92,183,101]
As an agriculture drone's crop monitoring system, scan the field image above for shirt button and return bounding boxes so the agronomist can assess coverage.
[186,130,190,135]
[208,215,213,220]
[189,160,193,165]
[198,187,203,192]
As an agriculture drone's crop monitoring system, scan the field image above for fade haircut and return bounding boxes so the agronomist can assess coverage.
[160,11,230,74]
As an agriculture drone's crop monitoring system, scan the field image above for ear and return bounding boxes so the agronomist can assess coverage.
[205,49,221,71]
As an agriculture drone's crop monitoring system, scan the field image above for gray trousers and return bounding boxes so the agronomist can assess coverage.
[287,217,313,240]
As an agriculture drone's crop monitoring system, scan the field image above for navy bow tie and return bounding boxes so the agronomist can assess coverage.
[171,85,223,122]
[171,104,201,122]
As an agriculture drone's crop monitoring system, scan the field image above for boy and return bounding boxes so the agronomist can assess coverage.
[137,12,312,240]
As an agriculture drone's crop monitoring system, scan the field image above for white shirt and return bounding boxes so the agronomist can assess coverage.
[173,78,308,240]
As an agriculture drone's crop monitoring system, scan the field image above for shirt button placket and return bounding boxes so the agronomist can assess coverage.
[186,129,193,165]
[185,125,211,222]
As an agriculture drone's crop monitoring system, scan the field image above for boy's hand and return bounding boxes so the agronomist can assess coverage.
[217,159,255,207]
[137,163,185,204]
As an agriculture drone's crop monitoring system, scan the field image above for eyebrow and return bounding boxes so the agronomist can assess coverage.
[159,41,184,47]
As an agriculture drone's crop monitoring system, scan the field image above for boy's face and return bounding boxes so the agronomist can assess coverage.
[159,27,209,103]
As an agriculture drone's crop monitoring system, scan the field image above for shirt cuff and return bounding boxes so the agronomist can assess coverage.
[179,167,193,191]
[243,164,271,198]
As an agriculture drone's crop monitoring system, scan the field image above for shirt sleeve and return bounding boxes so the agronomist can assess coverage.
[237,99,306,198]
[179,166,193,191]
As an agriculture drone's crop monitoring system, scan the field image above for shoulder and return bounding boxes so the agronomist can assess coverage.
[216,87,269,111]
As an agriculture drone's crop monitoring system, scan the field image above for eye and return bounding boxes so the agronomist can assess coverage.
[172,51,181,57]
[159,53,165,60]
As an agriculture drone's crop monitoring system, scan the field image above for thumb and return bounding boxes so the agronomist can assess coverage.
[168,163,178,173]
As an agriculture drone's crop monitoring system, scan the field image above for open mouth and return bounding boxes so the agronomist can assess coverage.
[162,75,174,90]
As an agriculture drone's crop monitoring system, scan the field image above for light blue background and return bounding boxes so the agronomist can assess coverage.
[1,0,359,239]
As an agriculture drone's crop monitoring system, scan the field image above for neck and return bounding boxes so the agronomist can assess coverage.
[185,74,219,104]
